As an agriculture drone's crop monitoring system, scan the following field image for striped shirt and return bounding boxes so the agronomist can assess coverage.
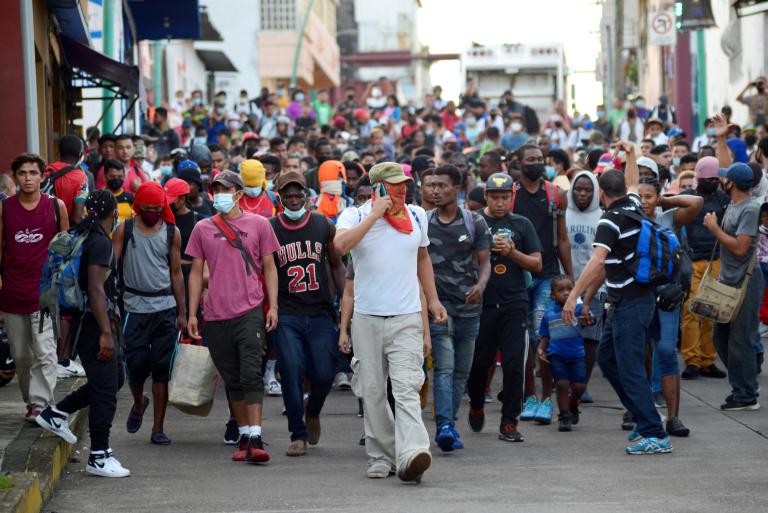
[592,193,650,300]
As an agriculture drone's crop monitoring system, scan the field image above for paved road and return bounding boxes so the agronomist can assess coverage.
[43,368,768,513]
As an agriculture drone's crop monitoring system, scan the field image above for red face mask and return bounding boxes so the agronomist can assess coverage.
[140,210,162,226]
[373,182,412,234]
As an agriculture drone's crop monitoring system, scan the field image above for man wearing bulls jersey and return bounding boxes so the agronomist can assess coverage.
[269,171,346,457]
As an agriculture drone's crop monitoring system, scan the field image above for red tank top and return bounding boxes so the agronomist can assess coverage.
[240,193,276,218]
[0,195,59,314]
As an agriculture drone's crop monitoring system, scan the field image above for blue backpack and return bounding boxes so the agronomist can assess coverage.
[621,210,685,286]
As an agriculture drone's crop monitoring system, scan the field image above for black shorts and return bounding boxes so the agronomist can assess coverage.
[123,308,178,384]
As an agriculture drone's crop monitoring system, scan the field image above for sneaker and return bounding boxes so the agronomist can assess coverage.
[468,408,485,433]
[232,434,249,462]
[533,398,553,424]
[520,396,540,422]
[266,380,282,396]
[359,434,365,446]
[625,436,673,455]
[334,372,352,390]
[557,412,572,432]
[681,364,701,380]
[435,425,456,453]
[286,439,307,457]
[86,449,130,477]
[580,390,593,403]
[627,429,642,442]
[653,391,667,408]
[57,359,86,379]
[621,410,634,431]
[720,399,760,411]
[484,393,493,403]
[700,364,727,379]
[24,409,42,424]
[569,402,580,425]
[397,449,431,483]
[246,435,270,463]
[35,406,77,444]
[757,353,764,375]
[367,458,395,479]
[449,426,464,450]
[499,423,524,442]
[306,411,321,445]
[666,417,690,437]
[224,419,239,445]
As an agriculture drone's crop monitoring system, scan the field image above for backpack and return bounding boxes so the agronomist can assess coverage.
[41,165,75,197]
[511,181,561,249]
[119,218,175,296]
[621,209,686,288]
[426,208,477,244]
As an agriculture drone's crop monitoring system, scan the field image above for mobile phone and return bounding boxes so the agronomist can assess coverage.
[375,183,387,197]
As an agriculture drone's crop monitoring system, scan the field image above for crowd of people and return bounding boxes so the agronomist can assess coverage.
[2,75,768,483]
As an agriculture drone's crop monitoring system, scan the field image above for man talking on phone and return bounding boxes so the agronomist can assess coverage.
[335,162,447,483]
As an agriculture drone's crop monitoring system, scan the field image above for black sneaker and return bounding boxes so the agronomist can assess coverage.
[558,412,572,432]
[681,365,701,380]
[757,353,764,375]
[246,435,270,463]
[621,410,634,431]
[569,402,580,425]
[498,423,524,442]
[700,364,726,378]
[468,408,485,433]
[666,417,690,437]
[224,419,239,445]
[721,399,760,411]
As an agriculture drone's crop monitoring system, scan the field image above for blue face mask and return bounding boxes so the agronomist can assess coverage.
[266,180,274,191]
[706,127,716,136]
[596,110,605,119]
[672,157,681,167]
[283,206,306,221]
[635,100,645,109]
[159,165,173,177]
[194,136,207,145]
[583,121,593,130]
[545,165,557,180]
[244,186,262,198]
[213,193,236,213]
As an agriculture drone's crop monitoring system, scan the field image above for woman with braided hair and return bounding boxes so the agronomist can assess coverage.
[36,190,131,477]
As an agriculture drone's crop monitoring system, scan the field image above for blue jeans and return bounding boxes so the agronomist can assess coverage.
[274,314,338,441]
[429,316,480,429]
[598,291,666,439]
[528,277,554,345]
[650,306,681,393]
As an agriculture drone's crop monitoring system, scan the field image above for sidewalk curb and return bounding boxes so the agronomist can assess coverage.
[0,378,88,513]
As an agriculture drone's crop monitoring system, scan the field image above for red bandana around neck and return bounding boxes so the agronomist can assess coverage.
[372,182,412,234]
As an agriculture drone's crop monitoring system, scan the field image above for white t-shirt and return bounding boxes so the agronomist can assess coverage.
[337,201,429,316]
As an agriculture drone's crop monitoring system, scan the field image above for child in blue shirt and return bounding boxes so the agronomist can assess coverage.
[538,275,590,432]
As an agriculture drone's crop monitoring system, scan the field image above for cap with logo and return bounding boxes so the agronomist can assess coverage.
[485,173,514,191]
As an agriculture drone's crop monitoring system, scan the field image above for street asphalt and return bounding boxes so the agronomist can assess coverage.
[41,365,768,513]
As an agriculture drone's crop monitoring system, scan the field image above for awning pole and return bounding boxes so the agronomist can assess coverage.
[114,96,138,133]
[102,0,115,133]
[20,0,39,154]
[92,95,118,131]
[289,0,314,89]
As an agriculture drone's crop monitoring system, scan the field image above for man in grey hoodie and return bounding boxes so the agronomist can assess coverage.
[566,169,604,402]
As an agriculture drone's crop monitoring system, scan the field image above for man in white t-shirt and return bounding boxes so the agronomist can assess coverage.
[336,162,447,483]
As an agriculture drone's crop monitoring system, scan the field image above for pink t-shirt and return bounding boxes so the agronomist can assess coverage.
[185,212,279,321]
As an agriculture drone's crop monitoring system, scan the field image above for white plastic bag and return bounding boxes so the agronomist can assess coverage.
[168,342,218,417]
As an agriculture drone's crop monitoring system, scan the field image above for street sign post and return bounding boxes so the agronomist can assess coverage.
[648,10,677,46]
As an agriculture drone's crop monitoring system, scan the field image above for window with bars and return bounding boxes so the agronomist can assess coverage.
[260,0,297,30]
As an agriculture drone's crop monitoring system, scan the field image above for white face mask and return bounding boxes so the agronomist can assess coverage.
[510,122,523,133]
[321,180,343,196]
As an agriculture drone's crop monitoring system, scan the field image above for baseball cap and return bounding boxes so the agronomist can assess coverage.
[368,162,412,184]
[239,159,266,187]
[637,156,659,177]
[177,168,202,188]
[595,153,615,175]
[485,173,514,191]
[164,178,190,203]
[694,156,719,179]
[212,170,244,190]
[667,127,684,137]
[646,117,664,128]
[719,162,754,189]
[276,171,306,191]
[241,131,259,143]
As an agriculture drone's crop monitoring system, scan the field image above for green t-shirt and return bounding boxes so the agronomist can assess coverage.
[313,101,333,127]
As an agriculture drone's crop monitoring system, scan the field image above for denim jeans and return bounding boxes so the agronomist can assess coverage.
[713,269,763,403]
[528,277,554,346]
[429,316,480,429]
[598,291,666,439]
[274,314,338,441]
[650,305,681,393]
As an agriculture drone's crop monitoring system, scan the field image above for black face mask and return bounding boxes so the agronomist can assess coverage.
[107,178,124,191]
[698,180,719,194]
[522,163,545,181]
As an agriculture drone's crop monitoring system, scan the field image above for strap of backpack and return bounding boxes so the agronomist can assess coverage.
[50,165,75,181]
[511,183,518,212]
[51,195,62,232]
[461,208,476,245]
[120,218,134,264]
[165,222,175,265]
[211,214,259,276]
[545,181,559,249]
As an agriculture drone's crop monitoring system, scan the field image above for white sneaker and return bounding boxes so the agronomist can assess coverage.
[57,359,86,379]
[35,406,77,444]
[266,380,282,396]
[86,449,130,478]
[334,372,352,390]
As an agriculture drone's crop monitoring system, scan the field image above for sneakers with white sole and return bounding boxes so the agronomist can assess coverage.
[36,406,77,444]
[366,458,395,479]
[86,449,131,477]
[57,359,86,379]
[334,372,352,390]
[266,380,282,396]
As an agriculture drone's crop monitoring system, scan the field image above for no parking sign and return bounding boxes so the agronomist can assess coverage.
[648,10,676,46]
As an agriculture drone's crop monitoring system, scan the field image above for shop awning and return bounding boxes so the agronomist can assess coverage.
[61,35,140,96]
[127,0,201,40]
[733,0,768,17]
[47,0,91,46]
[199,11,223,41]
[196,50,238,73]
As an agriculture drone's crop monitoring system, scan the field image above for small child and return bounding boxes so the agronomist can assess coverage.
[537,275,589,432]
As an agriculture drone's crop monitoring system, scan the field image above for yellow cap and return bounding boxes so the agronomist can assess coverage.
[240,159,266,188]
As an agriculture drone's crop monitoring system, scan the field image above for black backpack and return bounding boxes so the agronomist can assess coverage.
[41,165,76,197]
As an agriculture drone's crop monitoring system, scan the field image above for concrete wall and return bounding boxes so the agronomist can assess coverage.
[165,41,208,98]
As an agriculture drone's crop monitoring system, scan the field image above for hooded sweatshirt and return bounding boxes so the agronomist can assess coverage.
[566,170,602,280]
